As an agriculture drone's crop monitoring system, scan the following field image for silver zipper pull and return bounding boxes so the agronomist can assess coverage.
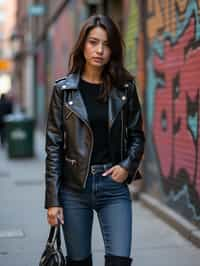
[65,157,77,166]
[71,159,76,166]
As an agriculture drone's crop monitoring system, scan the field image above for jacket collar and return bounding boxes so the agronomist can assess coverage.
[60,73,80,90]
[61,72,128,131]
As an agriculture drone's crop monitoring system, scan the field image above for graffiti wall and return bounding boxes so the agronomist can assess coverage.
[145,0,200,225]
[124,0,145,98]
[124,0,139,74]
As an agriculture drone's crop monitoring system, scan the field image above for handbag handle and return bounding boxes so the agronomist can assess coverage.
[47,222,62,249]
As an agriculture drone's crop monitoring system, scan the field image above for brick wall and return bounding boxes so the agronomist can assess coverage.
[143,0,200,226]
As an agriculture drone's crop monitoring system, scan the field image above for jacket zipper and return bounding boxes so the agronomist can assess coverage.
[83,121,94,188]
[65,157,77,166]
[64,104,94,188]
[121,110,124,160]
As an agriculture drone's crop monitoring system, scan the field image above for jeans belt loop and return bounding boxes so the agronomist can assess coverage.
[91,165,96,175]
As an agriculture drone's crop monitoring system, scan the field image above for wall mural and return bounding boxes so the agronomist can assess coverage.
[145,0,200,224]
[124,0,139,74]
[124,0,145,100]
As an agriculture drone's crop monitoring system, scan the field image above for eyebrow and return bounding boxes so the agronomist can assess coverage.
[87,36,109,43]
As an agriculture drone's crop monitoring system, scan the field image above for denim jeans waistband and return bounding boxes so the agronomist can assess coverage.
[89,162,113,175]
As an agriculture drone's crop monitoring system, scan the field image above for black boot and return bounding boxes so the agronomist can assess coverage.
[105,254,132,266]
[66,254,92,265]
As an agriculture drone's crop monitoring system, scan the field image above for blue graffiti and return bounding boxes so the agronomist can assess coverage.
[166,185,200,221]
[188,113,198,140]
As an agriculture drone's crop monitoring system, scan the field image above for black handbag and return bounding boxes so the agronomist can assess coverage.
[39,224,66,266]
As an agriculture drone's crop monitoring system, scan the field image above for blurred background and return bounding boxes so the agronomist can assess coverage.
[0,1,200,265]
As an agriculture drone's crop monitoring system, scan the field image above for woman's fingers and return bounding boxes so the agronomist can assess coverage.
[111,165,128,182]
[102,167,114,176]
[102,165,128,182]
[48,215,58,226]
[47,207,64,226]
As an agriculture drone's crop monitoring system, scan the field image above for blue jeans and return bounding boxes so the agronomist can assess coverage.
[59,172,132,260]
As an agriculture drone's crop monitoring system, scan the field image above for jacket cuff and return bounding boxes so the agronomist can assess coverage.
[118,158,142,184]
[45,181,61,209]
[45,201,61,210]
[118,157,138,177]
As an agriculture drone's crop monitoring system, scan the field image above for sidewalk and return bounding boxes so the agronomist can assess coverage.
[0,131,200,266]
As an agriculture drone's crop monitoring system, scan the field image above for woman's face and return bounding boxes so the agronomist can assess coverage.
[83,26,111,69]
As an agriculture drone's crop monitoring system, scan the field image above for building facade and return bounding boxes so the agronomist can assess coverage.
[0,0,16,96]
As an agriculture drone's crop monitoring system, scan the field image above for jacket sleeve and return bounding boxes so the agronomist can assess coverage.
[118,81,145,183]
[45,84,64,209]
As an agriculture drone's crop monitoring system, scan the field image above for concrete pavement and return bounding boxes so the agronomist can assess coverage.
[0,131,199,266]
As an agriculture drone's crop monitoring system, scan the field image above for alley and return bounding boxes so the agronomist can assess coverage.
[0,1,200,265]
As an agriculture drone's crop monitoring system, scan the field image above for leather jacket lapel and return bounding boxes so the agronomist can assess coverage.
[61,73,127,129]
[66,90,89,123]
[62,73,89,123]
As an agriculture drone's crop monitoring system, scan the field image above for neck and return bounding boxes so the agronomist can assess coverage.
[82,64,103,83]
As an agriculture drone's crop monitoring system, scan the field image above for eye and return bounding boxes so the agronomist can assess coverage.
[88,39,97,45]
[104,42,110,47]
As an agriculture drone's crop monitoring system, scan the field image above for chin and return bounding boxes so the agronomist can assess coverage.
[89,64,103,69]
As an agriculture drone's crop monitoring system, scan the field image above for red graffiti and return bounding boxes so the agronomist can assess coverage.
[153,18,200,197]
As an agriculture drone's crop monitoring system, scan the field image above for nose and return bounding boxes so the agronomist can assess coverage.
[97,43,103,54]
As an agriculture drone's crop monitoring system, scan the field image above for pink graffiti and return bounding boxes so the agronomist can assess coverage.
[153,18,200,197]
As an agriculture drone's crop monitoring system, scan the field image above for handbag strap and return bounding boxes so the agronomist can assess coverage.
[47,225,62,249]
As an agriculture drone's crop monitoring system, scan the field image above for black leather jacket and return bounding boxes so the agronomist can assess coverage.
[45,73,145,208]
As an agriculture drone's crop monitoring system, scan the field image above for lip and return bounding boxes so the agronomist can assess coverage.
[93,57,103,61]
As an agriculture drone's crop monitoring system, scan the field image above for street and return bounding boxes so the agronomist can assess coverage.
[0,132,200,266]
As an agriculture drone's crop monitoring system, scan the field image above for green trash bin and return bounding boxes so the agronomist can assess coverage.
[5,114,35,158]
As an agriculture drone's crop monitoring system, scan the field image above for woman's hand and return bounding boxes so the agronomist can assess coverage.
[102,165,128,183]
[47,207,64,226]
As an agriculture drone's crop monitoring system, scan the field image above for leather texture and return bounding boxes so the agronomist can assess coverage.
[45,73,145,208]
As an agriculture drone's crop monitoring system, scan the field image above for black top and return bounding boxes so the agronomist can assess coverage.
[79,78,112,164]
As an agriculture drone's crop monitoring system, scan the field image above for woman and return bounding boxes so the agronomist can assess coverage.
[45,14,145,266]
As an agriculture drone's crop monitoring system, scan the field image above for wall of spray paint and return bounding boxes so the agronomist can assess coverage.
[124,0,145,98]
[144,0,200,226]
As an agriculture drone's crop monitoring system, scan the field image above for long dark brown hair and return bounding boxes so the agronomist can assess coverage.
[68,14,134,101]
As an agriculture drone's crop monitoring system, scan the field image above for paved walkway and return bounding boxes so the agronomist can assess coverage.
[0,131,199,266]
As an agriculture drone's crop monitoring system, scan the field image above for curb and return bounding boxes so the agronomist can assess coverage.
[129,189,200,248]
